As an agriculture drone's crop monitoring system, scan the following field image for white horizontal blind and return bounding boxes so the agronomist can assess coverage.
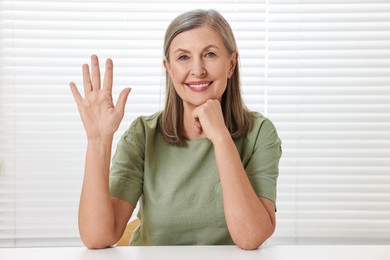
[266,0,390,244]
[0,0,266,247]
[1,0,390,248]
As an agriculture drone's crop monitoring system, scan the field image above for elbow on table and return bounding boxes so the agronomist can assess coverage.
[80,230,117,249]
[236,238,267,251]
[81,237,116,250]
[235,224,275,250]
[82,240,110,250]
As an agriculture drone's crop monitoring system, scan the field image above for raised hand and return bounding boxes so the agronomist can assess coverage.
[69,55,131,140]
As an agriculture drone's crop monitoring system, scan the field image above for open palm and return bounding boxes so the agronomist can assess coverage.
[70,55,131,140]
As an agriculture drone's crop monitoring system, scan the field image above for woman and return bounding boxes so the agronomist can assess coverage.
[70,9,281,250]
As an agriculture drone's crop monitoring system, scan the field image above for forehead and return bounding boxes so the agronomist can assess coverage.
[170,25,226,51]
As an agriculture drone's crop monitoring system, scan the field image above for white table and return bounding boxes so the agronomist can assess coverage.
[0,245,389,260]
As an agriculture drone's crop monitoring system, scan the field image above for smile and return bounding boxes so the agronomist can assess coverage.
[185,81,213,92]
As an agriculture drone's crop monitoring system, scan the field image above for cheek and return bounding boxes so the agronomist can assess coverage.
[169,64,188,80]
[213,61,232,78]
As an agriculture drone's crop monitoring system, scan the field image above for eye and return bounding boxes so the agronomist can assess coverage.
[178,55,189,61]
[205,52,216,58]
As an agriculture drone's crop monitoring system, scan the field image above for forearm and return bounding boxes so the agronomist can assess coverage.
[212,134,275,250]
[78,137,117,248]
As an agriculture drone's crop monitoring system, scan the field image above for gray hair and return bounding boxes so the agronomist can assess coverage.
[160,9,252,145]
[163,9,237,61]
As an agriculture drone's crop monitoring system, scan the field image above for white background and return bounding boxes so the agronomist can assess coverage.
[0,0,390,247]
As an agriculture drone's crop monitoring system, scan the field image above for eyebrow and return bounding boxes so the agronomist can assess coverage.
[173,44,220,54]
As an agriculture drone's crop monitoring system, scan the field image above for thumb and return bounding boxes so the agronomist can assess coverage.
[116,87,131,113]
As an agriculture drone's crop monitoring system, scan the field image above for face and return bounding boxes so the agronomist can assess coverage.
[164,25,237,111]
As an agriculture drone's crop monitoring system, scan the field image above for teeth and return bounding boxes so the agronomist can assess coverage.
[189,83,210,88]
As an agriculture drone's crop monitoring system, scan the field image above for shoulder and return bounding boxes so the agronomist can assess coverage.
[247,111,281,145]
[122,112,162,142]
[131,111,161,128]
[250,111,266,123]
[249,111,277,132]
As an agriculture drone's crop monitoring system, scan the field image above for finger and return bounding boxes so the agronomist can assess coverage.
[82,63,92,97]
[69,82,83,105]
[116,88,131,113]
[103,58,113,92]
[91,54,101,91]
[193,117,203,134]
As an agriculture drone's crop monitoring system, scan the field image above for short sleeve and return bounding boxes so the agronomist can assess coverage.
[109,118,145,207]
[245,118,282,204]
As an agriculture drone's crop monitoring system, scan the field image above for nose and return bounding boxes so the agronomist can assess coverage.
[191,58,206,77]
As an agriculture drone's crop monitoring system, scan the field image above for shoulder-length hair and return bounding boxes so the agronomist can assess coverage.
[159,9,253,145]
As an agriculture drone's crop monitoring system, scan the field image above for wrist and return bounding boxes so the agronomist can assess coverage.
[87,135,113,147]
[211,129,232,145]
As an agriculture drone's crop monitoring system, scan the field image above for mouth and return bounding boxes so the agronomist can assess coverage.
[185,81,213,92]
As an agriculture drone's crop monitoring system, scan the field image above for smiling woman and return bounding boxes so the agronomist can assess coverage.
[71,9,281,250]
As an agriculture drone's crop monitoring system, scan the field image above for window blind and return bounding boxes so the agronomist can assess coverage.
[0,0,389,248]
[266,0,390,245]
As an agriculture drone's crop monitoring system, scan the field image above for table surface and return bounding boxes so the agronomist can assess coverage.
[1,245,389,260]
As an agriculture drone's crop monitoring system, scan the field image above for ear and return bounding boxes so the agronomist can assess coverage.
[228,51,238,78]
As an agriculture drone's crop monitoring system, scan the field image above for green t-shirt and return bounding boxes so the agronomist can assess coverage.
[109,111,281,246]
